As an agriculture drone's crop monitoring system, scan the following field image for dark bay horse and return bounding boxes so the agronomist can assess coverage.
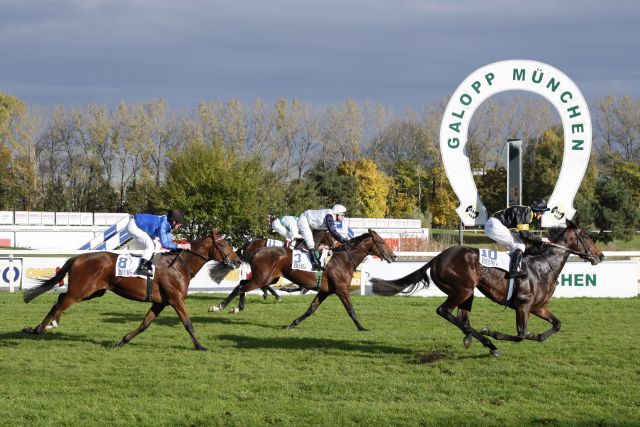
[22,229,241,350]
[210,229,396,331]
[371,220,604,356]
[229,230,339,301]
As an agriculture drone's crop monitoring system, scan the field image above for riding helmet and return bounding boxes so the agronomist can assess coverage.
[332,204,347,215]
[530,198,550,212]
[167,209,185,222]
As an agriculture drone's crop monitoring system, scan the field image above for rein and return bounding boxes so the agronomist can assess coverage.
[545,240,591,259]
[169,235,233,278]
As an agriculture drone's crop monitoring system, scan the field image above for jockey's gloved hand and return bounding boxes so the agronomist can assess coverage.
[338,236,348,244]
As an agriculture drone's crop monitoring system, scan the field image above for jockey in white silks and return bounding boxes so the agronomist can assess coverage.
[484,198,549,279]
[271,215,301,247]
[297,204,348,270]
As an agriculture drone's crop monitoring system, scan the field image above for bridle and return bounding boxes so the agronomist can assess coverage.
[171,235,236,278]
[340,234,392,269]
[546,226,597,262]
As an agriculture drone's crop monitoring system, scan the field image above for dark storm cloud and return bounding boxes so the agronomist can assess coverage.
[1,0,639,109]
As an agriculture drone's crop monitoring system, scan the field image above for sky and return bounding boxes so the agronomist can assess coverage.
[1,0,639,112]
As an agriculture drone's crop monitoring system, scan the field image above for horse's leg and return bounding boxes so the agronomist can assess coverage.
[480,306,531,342]
[436,296,500,356]
[24,293,80,334]
[335,289,368,331]
[457,296,474,348]
[232,291,246,314]
[266,285,281,302]
[523,306,561,342]
[171,299,207,351]
[115,303,166,348]
[209,282,244,312]
[261,286,270,300]
[284,292,329,330]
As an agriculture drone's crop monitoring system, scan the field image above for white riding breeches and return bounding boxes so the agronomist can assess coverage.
[127,218,161,260]
[484,217,525,253]
[297,215,315,250]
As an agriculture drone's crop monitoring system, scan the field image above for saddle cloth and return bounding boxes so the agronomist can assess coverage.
[291,249,331,271]
[266,239,284,247]
[478,249,510,272]
[115,254,155,278]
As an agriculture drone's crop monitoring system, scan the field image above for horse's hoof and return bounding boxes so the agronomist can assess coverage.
[262,294,268,300]
[22,326,35,334]
[480,327,489,335]
[229,307,240,314]
[208,305,221,313]
[463,334,473,348]
[275,297,282,302]
[45,320,59,331]
[358,328,370,332]
[283,325,294,330]
[490,349,501,357]
[195,346,207,351]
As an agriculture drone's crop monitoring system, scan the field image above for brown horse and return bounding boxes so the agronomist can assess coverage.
[234,229,339,300]
[210,229,397,331]
[22,229,241,350]
[371,219,604,356]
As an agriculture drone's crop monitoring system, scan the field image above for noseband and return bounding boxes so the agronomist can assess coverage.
[547,227,595,262]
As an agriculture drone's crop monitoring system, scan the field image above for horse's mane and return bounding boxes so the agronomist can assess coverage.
[332,232,370,252]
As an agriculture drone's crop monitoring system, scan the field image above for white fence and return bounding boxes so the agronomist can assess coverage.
[1,249,638,298]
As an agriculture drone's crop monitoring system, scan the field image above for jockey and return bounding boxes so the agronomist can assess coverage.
[297,204,348,270]
[270,214,301,247]
[484,198,548,279]
[126,209,191,276]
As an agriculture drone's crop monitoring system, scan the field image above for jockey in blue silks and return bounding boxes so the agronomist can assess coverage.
[126,209,191,276]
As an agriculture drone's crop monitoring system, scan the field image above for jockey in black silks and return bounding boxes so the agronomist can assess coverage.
[484,198,549,279]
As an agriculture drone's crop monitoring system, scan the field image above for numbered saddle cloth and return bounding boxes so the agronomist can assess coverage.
[478,249,510,272]
[115,254,155,278]
[266,239,284,247]
[291,249,331,271]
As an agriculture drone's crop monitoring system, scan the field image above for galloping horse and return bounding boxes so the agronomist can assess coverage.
[23,229,241,350]
[210,229,397,331]
[223,229,339,301]
[371,220,604,356]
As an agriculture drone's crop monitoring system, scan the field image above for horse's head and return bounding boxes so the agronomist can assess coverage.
[209,229,242,268]
[366,228,397,263]
[557,220,604,265]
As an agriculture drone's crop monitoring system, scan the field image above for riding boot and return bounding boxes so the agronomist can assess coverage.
[135,258,153,276]
[509,249,526,279]
[308,250,324,271]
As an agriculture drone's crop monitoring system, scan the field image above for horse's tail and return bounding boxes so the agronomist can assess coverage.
[371,260,432,296]
[209,261,236,284]
[23,256,77,303]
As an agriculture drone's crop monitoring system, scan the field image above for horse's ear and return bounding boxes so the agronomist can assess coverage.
[210,228,218,237]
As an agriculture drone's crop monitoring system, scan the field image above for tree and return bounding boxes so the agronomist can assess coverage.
[163,138,283,244]
[478,167,507,215]
[593,174,639,242]
[303,162,359,214]
[337,158,391,218]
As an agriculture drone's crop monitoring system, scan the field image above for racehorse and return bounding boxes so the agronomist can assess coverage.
[210,229,397,331]
[371,220,604,356]
[22,229,241,350]
[233,229,339,300]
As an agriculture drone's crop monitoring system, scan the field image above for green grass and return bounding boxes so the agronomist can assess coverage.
[1,292,639,426]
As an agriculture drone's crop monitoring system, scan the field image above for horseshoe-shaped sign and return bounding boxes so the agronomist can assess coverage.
[439,60,592,227]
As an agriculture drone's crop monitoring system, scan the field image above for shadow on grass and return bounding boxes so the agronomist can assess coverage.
[0,329,116,348]
[216,333,411,356]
